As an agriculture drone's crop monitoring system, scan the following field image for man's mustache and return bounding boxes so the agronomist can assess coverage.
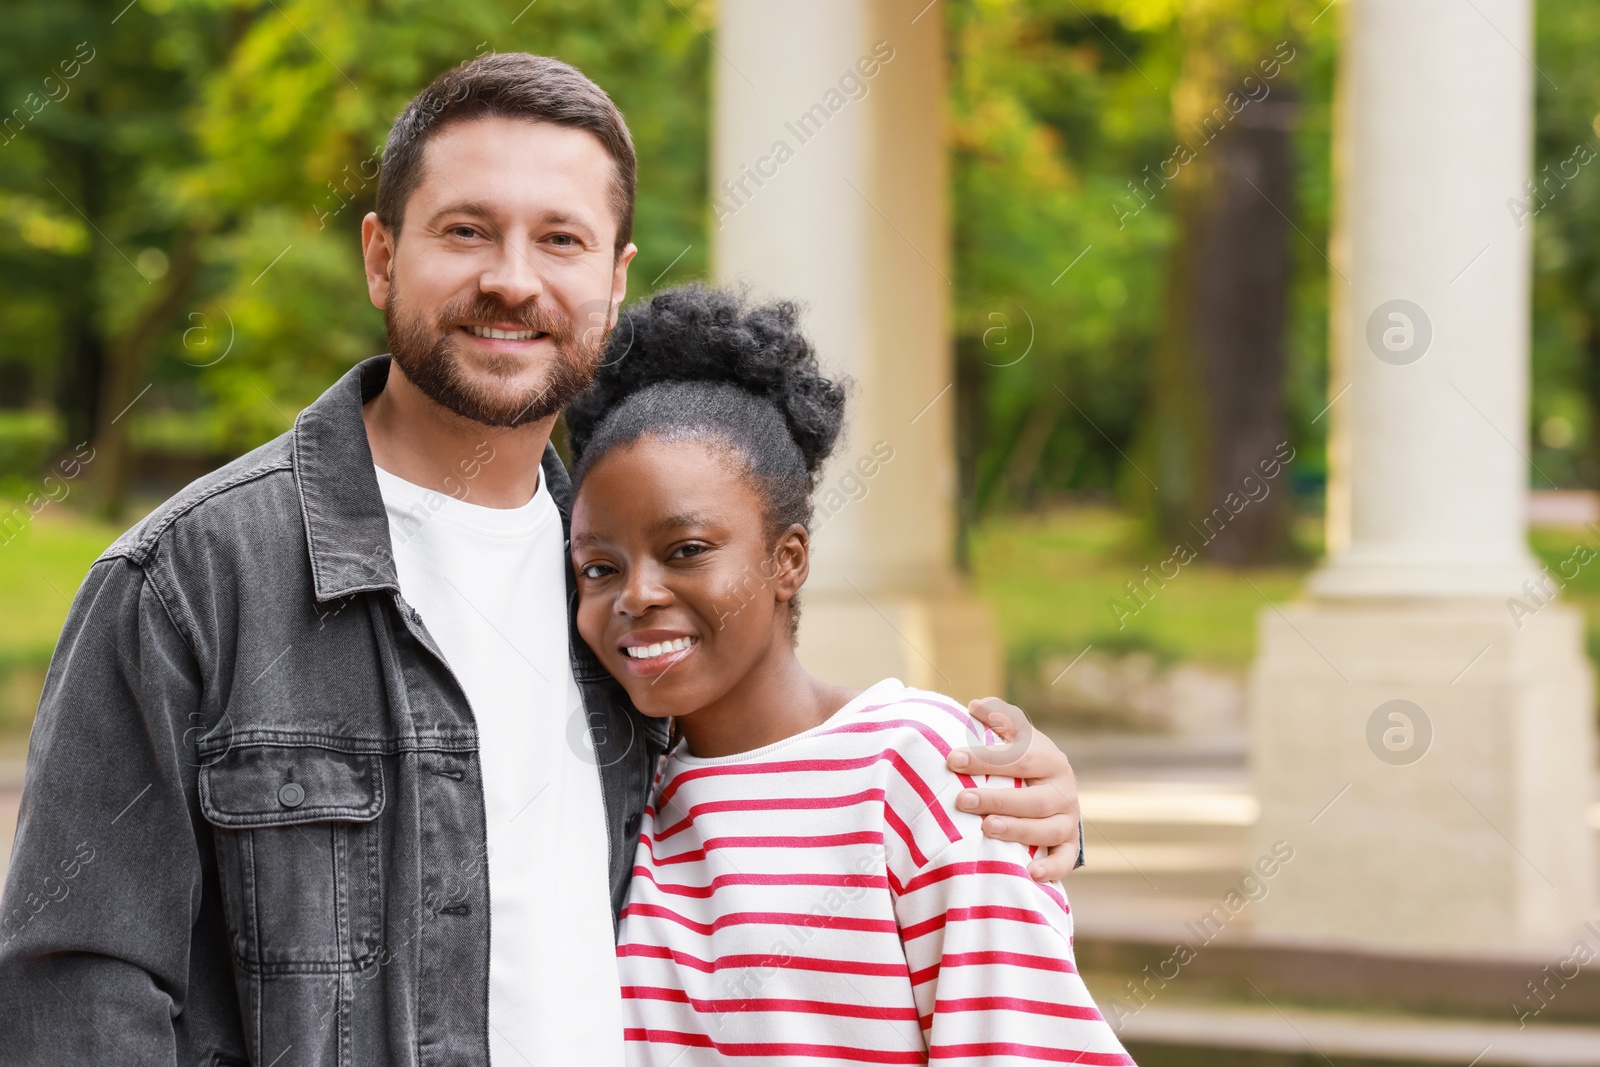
[437,294,573,338]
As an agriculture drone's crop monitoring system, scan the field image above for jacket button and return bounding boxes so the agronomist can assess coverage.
[278,782,306,808]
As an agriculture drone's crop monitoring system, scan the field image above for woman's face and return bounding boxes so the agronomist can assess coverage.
[571,436,807,719]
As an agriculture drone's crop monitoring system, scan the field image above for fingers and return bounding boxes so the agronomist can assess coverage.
[966,697,1019,741]
[1028,838,1084,881]
[949,734,1060,779]
[949,724,1039,779]
[977,811,1079,851]
[951,695,1083,882]
[955,782,1066,819]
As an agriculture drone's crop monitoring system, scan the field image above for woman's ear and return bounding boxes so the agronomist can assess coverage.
[769,524,810,604]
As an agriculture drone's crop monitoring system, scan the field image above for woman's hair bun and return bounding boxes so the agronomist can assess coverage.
[566,284,846,476]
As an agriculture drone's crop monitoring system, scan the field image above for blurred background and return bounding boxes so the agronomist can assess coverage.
[5,0,1600,1061]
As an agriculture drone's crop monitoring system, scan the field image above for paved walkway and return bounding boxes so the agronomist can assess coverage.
[0,753,21,879]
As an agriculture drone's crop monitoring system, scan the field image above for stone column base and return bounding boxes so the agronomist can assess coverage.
[796,587,1003,703]
[1249,598,1595,952]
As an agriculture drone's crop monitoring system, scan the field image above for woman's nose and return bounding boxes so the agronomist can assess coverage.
[616,563,672,616]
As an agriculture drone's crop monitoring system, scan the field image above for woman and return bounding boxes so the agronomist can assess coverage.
[566,286,1133,1065]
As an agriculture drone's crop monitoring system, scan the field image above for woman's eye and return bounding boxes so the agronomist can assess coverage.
[580,563,615,579]
[670,543,708,560]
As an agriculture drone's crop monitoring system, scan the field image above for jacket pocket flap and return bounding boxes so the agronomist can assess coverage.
[200,745,384,827]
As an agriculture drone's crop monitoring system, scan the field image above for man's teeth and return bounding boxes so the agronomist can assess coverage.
[466,325,539,340]
[625,637,696,660]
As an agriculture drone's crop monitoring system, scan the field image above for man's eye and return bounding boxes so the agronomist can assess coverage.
[548,233,579,248]
[580,563,615,579]
[449,225,481,239]
[670,544,708,560]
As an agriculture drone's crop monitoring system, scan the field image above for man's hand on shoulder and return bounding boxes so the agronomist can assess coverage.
[946,696,1082,882]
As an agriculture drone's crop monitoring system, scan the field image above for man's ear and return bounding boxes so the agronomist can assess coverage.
[770,523,810,605]
[362,212,396,310]
[608,241,638,328]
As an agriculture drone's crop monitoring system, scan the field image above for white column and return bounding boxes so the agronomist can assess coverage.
[1313,0,1540,598]
[1251,0,1595,950]
[712,0,1000,698]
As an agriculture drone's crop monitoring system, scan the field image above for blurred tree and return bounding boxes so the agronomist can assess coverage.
[947,0,1333,568]
[1141,2,1311,566]
[1,0,710,516]
[0,1,208,477]
[1530,0,1600,490]
[948,0,1175,559]
[25,0,1570,547]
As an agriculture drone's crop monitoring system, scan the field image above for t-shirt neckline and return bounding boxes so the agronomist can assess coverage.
[670,677,907,767]
[373,462,553,537]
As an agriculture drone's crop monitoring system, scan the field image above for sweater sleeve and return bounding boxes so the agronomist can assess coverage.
[892,828,1135,1064]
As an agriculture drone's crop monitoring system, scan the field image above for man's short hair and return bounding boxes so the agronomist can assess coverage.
[376,52,636,254]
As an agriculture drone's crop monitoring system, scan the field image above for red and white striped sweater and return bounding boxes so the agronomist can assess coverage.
[615,678,1135,1065]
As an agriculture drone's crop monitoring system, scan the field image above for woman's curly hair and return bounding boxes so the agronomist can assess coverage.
[566,284,847,538]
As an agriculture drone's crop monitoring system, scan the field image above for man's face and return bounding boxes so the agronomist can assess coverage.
[362,116,637,426]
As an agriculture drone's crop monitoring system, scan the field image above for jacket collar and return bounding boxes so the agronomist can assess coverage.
[292,355,571,603]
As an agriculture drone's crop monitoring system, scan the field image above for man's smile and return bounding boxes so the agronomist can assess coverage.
[462,323,547,341]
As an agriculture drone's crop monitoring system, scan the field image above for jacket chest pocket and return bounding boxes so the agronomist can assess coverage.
[199,744,385,975]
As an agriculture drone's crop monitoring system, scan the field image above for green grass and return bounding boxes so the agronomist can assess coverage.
[1530,525,1600,661]
[3,501,1598,742]
[0,502,124,736]
[969,506,1316,673]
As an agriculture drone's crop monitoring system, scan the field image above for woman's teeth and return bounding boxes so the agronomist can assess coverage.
[466,325,539,340]
[625,637,696,660]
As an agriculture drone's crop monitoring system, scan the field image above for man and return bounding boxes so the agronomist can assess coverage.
[0,53,1082,1065]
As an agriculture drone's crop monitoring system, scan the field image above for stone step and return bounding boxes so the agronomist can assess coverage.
[1078,930,1600,1027]
[1117,1001,1600,1066]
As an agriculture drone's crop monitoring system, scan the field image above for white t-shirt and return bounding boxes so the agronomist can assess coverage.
[375,464,623,1067]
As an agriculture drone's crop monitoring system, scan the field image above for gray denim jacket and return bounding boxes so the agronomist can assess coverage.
[0,356,669,1066]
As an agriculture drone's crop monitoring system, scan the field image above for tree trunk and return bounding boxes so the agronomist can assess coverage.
[1151,84,1298,566]
[50,114,108,450]
[1580,318,1600,489]
[91,229,203,520]
[1000,387,1064,509]
[954,334,989,571]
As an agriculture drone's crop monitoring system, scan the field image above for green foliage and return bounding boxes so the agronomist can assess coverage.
[1529,0,1600,487]
[948,0,1336,519]
[181,0,712,443]
[0,411,61,489]
[0,0,1594,508]
[950,0,1173,512]
[0,0,711,465]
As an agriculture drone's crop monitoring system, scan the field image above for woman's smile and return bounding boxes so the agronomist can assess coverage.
[616,630,700,677]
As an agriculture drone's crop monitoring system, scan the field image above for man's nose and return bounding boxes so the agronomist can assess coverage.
[479,242,544,308]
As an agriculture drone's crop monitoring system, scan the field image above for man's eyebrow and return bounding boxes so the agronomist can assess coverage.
[541,211,600,242]
[425,201,497,228]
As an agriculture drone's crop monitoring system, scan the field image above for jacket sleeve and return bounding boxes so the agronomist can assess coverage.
[892,828,1135,1065]
[0,555,204,1064]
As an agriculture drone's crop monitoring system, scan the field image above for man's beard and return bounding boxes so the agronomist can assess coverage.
[384,282,607,428]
